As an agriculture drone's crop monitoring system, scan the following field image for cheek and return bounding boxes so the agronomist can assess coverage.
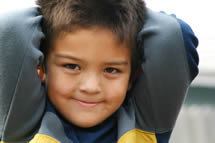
[46,70,77,99]
[104,79,129,107]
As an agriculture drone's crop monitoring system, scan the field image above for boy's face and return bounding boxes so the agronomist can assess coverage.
[44,27,131,128]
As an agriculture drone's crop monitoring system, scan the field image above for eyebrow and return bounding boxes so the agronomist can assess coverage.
[54,54,82,62]
[54,53,128,66]
[104,61,129,66]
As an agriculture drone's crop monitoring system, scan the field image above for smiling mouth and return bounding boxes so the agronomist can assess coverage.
[73,98,101,108]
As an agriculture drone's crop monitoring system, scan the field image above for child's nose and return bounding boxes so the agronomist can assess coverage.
[79,73,101,94]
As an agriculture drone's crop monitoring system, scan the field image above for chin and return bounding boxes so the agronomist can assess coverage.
[70,118,105,128]
[78,123,97,128]
[77,120,101,128]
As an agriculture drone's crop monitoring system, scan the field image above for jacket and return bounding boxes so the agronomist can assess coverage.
[0,7,199,143]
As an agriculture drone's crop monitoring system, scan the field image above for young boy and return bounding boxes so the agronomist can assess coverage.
[36,0,146,142]
[0,0,199,143]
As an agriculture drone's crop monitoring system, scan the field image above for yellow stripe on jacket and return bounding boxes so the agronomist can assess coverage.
[118,129,157,143]
[29,134,59,143]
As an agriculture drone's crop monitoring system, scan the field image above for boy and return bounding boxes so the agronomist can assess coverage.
[0,0,199,143]
[36,0,146,142]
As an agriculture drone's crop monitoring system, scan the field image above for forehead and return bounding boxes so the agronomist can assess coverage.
[49,27,131,62]
[52,26,131,47]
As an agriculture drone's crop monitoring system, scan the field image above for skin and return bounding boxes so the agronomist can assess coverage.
[41,27,131,128]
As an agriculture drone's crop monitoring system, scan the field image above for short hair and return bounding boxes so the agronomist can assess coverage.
[37,0,146,80]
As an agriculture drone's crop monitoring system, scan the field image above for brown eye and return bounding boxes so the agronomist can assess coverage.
[104,67,120,74]
[63,64,80,71]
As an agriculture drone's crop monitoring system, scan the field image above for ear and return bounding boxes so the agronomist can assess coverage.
[37,66,46,83]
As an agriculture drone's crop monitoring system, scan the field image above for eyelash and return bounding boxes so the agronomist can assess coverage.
[104,67,121,74]
[63,64,80,71]
[62,64,121,75]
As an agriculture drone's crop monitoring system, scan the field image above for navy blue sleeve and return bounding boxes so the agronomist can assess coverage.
[172,15,199,82]
[156,131,172,143]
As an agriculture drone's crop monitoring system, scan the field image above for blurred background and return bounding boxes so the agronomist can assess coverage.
[0,0,214,142]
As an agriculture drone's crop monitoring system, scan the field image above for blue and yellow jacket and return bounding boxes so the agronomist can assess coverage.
[0,7,199,143]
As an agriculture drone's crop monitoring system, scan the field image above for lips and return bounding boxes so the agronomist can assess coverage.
[72,98,101,107]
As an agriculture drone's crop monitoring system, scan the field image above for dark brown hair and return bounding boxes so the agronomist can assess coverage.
[37,0,146,79]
